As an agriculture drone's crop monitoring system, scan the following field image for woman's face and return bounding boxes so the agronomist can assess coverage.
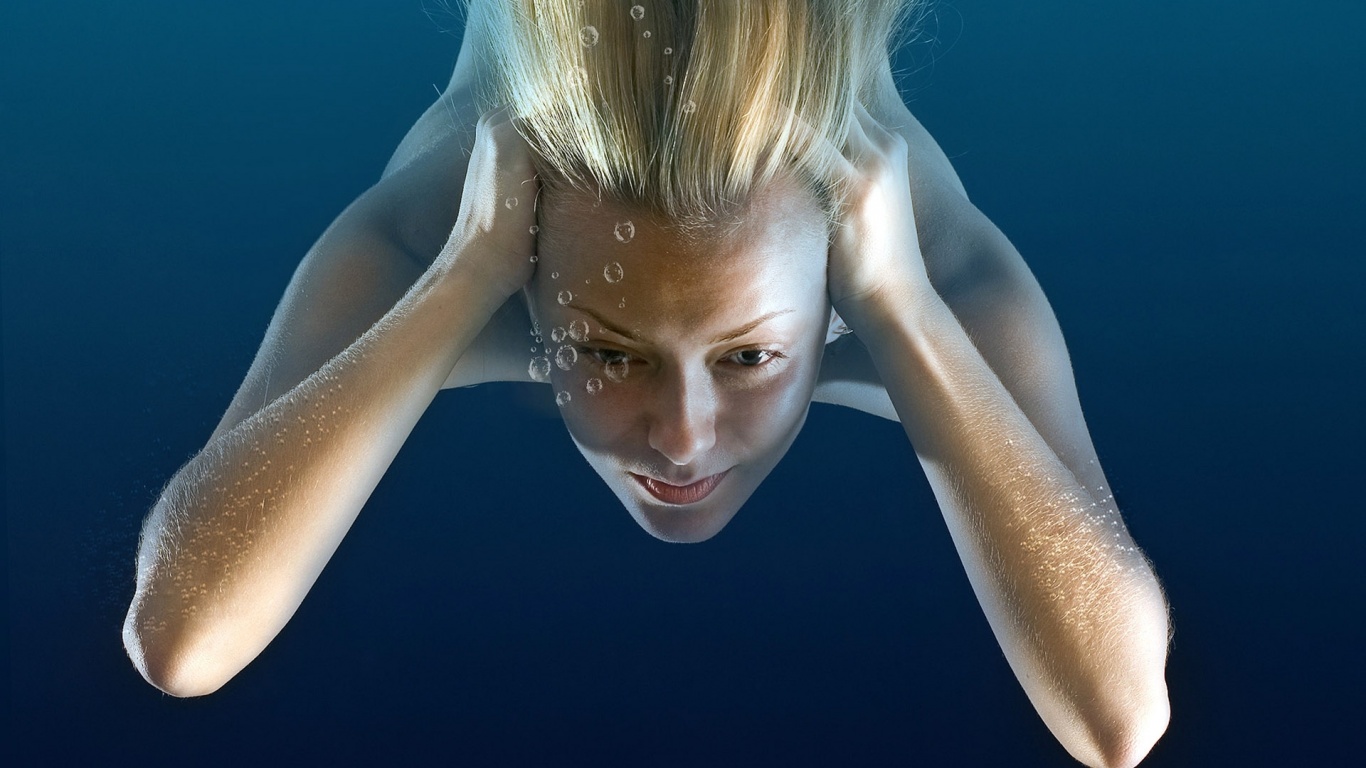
[529,180,831,542]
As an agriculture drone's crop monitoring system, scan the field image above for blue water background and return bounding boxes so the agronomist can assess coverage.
[4,1,1363,765]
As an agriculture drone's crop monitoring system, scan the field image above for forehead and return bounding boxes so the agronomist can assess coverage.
[535,180,829,323]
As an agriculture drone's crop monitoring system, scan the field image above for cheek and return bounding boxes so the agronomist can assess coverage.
[554,366,640,450]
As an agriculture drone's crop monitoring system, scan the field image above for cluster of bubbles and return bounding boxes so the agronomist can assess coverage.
[521,210,641,404]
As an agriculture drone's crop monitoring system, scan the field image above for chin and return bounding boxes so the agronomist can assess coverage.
[629,507,737,543]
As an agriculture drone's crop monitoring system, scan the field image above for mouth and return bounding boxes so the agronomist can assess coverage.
[630,470,731,506]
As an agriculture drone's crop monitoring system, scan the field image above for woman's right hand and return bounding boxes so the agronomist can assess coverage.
[436,105,540,301]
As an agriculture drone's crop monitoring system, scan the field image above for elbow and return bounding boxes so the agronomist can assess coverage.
[122,607,235,698]
[1088,690,1170,768]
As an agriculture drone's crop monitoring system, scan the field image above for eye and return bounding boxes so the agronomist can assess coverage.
[725,349,783,368]
[580,347,633,366]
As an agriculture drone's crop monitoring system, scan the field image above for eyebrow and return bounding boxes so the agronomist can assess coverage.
[568,305,794,344]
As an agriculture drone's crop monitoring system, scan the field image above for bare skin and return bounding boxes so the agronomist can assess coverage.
[123,7,1169,767]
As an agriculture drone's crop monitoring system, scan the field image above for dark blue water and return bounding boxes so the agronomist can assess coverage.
[5,1,1363,765]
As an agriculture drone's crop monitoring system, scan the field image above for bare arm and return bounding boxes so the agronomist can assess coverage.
[122,109,537,696]
[823,106,1170,768]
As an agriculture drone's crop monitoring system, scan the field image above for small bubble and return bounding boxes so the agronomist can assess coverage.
[630,5,645,21]
[664,47,673,55]
[585,278,591,285]
[663,75,674,86]
[618,300,626,309]
[529,255,538,263]
[682,100,697,114]
[579,26,600,47]
[529,225,539,234]
[614,221,635,243]
[558,290,574,305]
[556,345,579,370]
[568,319,590,341]
[603,261,624,282]
[556,391,572,406]
[551,271,560,280]
[605,359,629,382]
[504,196,518,209]
[528,357,551,382]
[586,378,603,395]
[551,326,567,343]
[643,30,651,38]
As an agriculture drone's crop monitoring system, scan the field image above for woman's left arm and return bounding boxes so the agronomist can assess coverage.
[826,106,1170,768]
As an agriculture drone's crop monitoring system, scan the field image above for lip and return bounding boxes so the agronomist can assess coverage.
[630,470,731,506]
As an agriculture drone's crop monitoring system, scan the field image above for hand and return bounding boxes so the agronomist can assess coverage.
[436,105,540,302]
[822,103,932,326]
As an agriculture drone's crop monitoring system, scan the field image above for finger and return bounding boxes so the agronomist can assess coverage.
[780,105,860,181]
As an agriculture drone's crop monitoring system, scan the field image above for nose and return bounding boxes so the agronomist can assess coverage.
[648,366,717,466]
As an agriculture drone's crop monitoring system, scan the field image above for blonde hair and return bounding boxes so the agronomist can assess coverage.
[470,0,919,226]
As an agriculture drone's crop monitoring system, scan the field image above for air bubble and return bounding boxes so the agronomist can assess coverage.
[586,378,603,395]
[614,221,635,243]
[529,225,539,234]
[558,290,574,305]
[529,255,538,263]
[528,357,551,382]
[618,298,626,308]
[579,26,600,47]
[630,5,645,21]
[664,75,674,86]
[556,345,579,370]
[556,391,572,406]
[605,359,629,382]
[551,326,567,343]
[643,31,651,38]
[604,261,624,282]
[568,319,589,342]
[551,271,560,280]
[505,197,518,209]
[664,47,673,55]
[682,100,697,114]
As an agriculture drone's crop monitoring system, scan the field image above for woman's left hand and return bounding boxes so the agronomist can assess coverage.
[823,103,934,326]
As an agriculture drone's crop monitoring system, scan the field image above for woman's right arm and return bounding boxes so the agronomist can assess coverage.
[122,109,537,697]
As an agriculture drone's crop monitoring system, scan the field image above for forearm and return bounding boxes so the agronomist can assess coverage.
[845,285,1169,768]
[123,258,504,697]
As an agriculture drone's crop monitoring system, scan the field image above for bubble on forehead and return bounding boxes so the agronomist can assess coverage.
[603,262,624,283]
[613,221,635,243]
[504,197,518,209]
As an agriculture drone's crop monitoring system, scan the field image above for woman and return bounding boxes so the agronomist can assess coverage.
[123,1,1170,765]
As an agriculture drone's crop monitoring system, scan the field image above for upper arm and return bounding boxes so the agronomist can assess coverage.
[935,206,1113,498]
[207,184,428,443]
